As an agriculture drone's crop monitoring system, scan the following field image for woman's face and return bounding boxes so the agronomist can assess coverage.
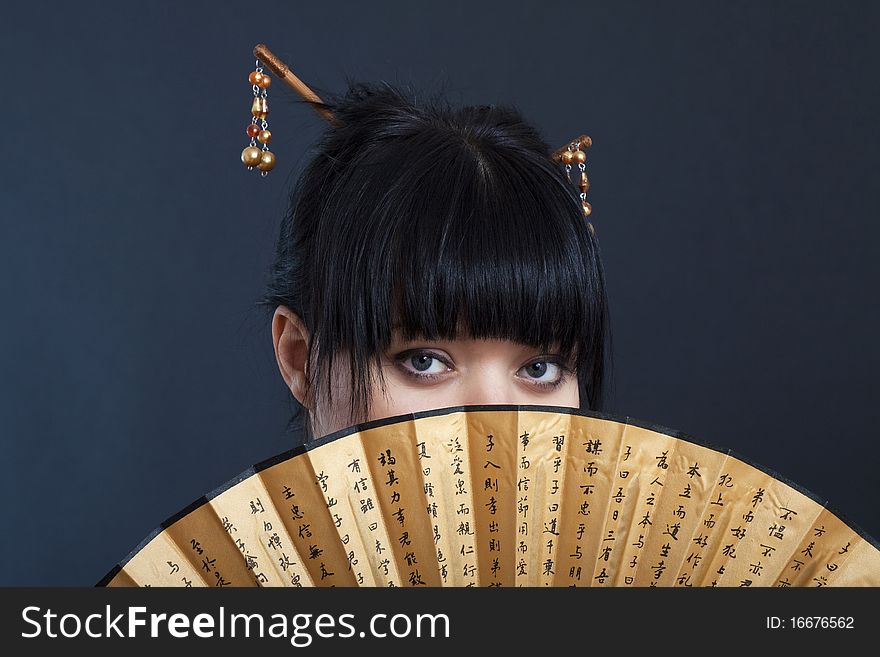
[274,308,580,438]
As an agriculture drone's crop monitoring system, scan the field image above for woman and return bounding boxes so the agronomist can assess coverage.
[99,76,880,592]
[258,80,612,443]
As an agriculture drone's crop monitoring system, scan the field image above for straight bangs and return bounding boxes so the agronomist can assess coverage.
[304,113,609,423]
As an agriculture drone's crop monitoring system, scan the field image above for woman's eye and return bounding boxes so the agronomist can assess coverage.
[519,360,562,383]
[394,350,571,389]
[397,351,450,377]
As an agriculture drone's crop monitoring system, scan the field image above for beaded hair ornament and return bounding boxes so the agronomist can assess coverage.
[241,44,595,235]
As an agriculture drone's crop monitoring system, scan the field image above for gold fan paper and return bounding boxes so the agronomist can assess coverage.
[99,405,880,587]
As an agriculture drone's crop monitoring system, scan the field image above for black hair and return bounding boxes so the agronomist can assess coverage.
[257,79,613,443]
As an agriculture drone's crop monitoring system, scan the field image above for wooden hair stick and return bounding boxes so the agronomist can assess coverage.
[253,43,337,125]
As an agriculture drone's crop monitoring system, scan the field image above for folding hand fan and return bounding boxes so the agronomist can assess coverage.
[98,405,880,587]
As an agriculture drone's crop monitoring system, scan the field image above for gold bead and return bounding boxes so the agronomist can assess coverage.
[257,150,276,172]
[248,71,261,86]
[587,221,595,236]
[241,146,262,167]
[561,150,573,165]
[257,129,272,144]
[257,74,271,89]
[251,96,269,119]
[579,172,590,193]
[572,149,586,164]
[581,200,592,217]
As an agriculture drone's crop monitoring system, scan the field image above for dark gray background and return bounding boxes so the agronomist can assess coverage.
[1,1,878,586]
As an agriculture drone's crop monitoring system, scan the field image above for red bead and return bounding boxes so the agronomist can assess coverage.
[246,124,261,138]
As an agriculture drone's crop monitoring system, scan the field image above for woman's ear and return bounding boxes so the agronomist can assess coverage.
[272,306,312,409]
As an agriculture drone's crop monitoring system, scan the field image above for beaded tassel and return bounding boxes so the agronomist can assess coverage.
[240,60,276,175]
[551,135,594,235]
